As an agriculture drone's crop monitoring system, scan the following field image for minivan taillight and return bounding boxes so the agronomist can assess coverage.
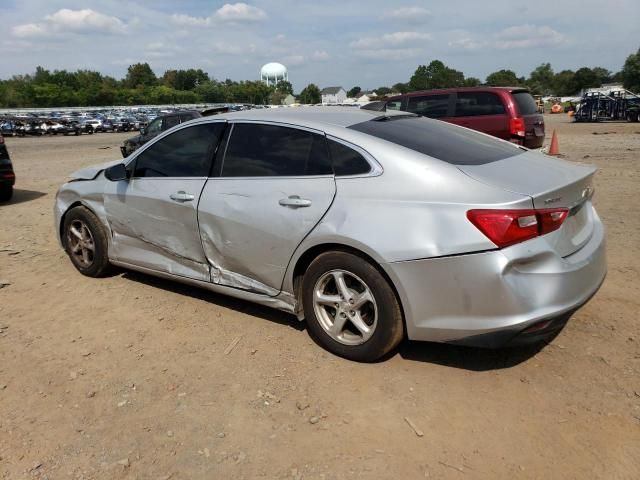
[467,208,569,248]
[510,117,525,137]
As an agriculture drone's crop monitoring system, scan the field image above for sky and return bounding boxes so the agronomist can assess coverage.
[0,0,638,91]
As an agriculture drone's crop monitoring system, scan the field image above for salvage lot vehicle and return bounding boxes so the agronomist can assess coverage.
[384,87,545,148]
[55,108,606,361]
[0,132,15,202]
[120,110,202,157]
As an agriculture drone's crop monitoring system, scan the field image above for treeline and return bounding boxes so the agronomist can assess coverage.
[1,47,639,108]
[349,46,640,98]
[0,63,296,108]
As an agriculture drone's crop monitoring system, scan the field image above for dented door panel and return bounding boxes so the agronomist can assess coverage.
[198,177,336,294]
[104,178,210,280]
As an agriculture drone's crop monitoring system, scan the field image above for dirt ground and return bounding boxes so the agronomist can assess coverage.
[1,115,639,480]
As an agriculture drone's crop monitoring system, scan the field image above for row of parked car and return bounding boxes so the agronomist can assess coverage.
[0,117,142,137]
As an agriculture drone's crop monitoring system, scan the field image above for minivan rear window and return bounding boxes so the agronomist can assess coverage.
[513,92,537,115]
[348,115,524,165]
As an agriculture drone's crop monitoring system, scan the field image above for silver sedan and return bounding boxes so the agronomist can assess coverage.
[55,108,606,361]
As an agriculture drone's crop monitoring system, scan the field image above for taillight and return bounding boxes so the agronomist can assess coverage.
[510,117,525,137]
[467,207,569,248]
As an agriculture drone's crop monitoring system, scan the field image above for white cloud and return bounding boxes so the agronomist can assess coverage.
[12,23,48,38]
[354,48,423,60]
[449,24,566,51]
[214,3,267,22]
[383,6,431,22]
[313,50,330,60]
[12,9,127,38]
[170,13,211,27]
[350,31,430,50]
[494,24,565,49]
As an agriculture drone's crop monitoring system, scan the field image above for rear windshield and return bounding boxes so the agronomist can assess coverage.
[513,92,537,115]
[348,115,524,165]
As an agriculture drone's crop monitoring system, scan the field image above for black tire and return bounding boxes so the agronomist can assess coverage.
[0,186,12,203]
[62,206,111,277]
[627,111,639,123]
[301,251,404,362]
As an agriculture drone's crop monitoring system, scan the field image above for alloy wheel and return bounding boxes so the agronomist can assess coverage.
[312,269,378,346]
[67,219,95,267]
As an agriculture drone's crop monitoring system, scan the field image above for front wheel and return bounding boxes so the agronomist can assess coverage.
[63,206,111,277]
[302,251,404,362]
[0,186,12,203]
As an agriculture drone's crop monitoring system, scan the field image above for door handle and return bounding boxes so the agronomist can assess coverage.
[170,191,195,202]
[279,195,312,208]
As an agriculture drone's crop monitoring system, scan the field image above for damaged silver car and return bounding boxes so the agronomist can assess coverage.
[55,108,606,361]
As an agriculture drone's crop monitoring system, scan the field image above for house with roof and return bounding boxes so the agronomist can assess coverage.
[356,91,378,104]
[321,86,347,104]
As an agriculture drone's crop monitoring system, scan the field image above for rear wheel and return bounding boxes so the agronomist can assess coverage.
[302,251,404,362]
[63,206,111,277]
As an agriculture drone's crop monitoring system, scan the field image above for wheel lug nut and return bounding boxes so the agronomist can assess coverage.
[350,311,355,316]
[340,312,346,318]
[349,299,354,304]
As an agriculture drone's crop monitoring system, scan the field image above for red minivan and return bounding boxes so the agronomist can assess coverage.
[385,87,545,148]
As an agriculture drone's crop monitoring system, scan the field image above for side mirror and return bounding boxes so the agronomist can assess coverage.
[104,163,129,182]
[139,127,146,135]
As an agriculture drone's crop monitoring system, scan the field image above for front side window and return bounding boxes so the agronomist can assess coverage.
[454,92,506,117]
[406,94,450,118]
[163,116,181,130]
[133,123,225,178]
[221,123,332,177]
[386,100,402,111]
[146,118,162,135]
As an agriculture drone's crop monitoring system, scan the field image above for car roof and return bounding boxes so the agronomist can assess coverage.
[211,107,409,130]
[388,86,530,100]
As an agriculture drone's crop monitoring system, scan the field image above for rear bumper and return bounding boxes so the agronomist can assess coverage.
[384,208,607,347]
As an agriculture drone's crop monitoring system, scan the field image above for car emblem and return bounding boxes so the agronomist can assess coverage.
[582,187,593,199]
[544,196,562,204]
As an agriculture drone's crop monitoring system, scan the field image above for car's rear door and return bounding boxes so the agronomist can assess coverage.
[449,91,510,140]
[104,121,226,281]
[197,122,336,295]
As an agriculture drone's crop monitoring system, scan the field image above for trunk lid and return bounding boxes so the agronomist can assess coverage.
[458,151,597,256]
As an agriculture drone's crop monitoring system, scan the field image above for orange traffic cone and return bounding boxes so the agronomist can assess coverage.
[548,129,560,156]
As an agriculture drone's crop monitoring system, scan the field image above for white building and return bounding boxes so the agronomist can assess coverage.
[261,63,288,87]
[321,86,347,104]
[356,91,378,105]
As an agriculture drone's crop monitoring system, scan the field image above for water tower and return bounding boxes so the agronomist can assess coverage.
[260,62,288,87]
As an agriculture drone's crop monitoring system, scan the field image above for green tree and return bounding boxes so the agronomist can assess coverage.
[375,86,392,96]
[528,63,554,94]
[573,67,600,92]
[347,86,362,97]
[409,60,465,91]
[463,77,481,87]
[124,63,157,89]
[276,80,293,95]
[621,48,640,92]
[299,83,321,104]
[553,70,577,96]
[391,82,409,93]
[485,69,521,86]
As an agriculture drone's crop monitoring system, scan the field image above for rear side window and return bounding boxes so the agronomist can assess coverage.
[328,139,371,176]
[406,94,450,118]
[222,123,332,177]
[348,116,523,165]
[134,123,224,177]
[513,92,537,115]
[454,92,505,116]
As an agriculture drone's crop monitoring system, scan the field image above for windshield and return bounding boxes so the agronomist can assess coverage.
[348,115,524,165]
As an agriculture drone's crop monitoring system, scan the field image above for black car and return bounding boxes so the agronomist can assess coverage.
[0,133,15,202]
[120,110,201,157]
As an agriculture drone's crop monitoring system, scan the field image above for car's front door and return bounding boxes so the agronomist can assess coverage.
[198,122,337,295]
[104,122,226,281]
